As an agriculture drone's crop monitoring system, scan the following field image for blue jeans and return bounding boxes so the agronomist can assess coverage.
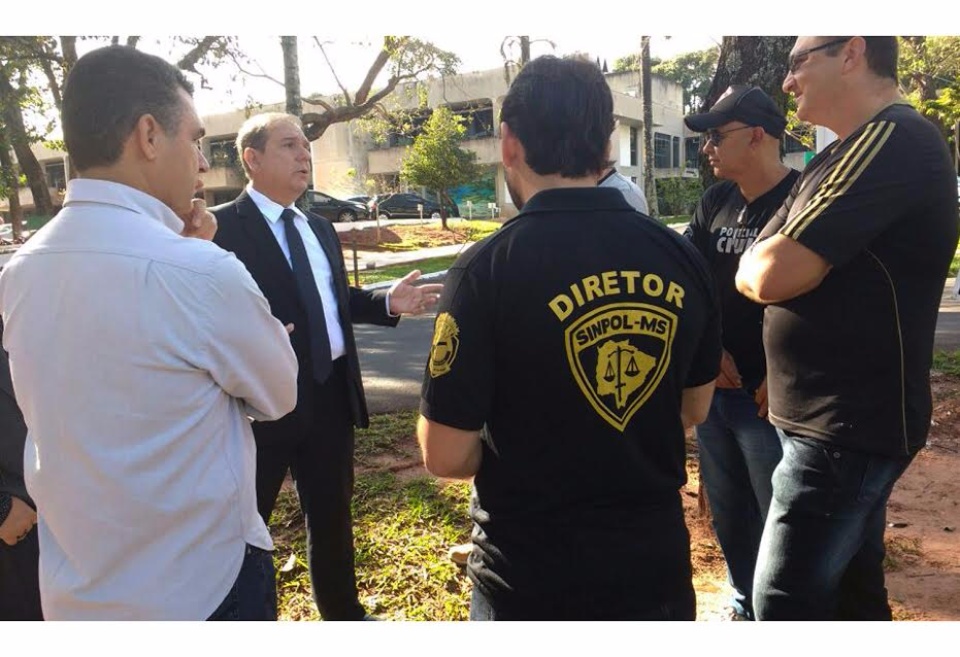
[753,428,914,620]
[695,388,782,619]
[207,544,277,621]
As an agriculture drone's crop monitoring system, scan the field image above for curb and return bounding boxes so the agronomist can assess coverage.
[362,270,448,291]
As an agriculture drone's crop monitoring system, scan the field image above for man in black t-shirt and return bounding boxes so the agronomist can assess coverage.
[683,85,797,621]
[737,37,959,620]
[417,56,722,621]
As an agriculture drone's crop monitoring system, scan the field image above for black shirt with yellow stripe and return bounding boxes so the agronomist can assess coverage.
[420,187,721,619]
[759,102,959,457]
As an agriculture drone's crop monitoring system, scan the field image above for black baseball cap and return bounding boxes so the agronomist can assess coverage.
[684,85,787,138]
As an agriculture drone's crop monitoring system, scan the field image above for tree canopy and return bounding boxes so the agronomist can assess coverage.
[399,106,480,230]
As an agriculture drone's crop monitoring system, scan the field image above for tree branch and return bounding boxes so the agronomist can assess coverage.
[312,37,352,106]
[354,36,407,106]
[225,50,285,87]
[175,36,221,74]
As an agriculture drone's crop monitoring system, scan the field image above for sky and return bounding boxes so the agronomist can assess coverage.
[8,1,947,123]
[178,34,722,115]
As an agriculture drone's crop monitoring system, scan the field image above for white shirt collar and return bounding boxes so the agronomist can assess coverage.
[246,183,305,224]
[63,178,185,234]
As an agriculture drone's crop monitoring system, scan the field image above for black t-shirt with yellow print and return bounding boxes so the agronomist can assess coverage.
[420,187,721,619]
[758,102,959,457]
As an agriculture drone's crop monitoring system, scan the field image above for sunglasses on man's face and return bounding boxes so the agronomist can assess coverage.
[704,125,754,146]
[787,38,850,74]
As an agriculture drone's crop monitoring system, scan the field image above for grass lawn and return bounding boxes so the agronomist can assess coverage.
[933,350,960,377]
[271,410,473,621]
[357,255,458,286]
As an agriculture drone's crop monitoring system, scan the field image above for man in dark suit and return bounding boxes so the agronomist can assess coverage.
[212,113,442,621]
[0,320,42,620]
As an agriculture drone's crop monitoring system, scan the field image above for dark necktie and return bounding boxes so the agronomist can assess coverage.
[280,208,333,382]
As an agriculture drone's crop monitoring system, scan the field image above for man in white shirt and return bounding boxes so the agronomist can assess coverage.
[0,46,298,620]
[598,167,649,214]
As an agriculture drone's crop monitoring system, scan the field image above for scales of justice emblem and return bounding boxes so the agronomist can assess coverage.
[564,303,677,431]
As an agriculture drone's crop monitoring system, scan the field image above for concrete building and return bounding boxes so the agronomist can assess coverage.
[3,65,807,220]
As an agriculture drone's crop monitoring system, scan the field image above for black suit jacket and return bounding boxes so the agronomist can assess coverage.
[212,191,399,430]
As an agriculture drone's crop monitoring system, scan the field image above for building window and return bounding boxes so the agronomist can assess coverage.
[629,126,638,166]
[45,162,66,191]
[459,103,494,139]
[783,132,810,154]
[685,136,701,169]
[672,136,680,170]
[208,138,238,168]
[654,133,671,169]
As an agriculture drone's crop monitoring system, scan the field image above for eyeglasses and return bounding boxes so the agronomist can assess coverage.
[704,125,754,146]
[787,38,851,74]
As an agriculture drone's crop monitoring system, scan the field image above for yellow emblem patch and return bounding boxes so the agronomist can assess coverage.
[564,303,676,431]
[429,312,461,378]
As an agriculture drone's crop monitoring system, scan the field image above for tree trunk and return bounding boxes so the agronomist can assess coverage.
[0,68,53,216]
[520,36,531,67]
[282,36,301,118]
[640,37,659,217]
[59,36,78,77]
[0,130,24,240]
[699,36,796,188]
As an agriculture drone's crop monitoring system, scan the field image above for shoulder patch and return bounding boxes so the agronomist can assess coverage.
[429,312,461,378]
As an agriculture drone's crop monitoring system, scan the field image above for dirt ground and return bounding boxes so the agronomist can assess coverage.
[337,224,476,251]
[688,371,960,620]
[379,371,960,621]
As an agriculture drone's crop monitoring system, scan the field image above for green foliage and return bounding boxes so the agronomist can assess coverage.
[400,107,481,215]
[933,350,960,377]
[651,48,719,114]
[899,36,960,147]
[655,177,703,216]
[612,53,662,72]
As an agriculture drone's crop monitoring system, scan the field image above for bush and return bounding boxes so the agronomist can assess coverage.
[655,177,703,217]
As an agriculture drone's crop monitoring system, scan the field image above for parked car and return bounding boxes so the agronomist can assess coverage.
[346,195,371,206]
[369,193,459,220]
[306,191,370,223]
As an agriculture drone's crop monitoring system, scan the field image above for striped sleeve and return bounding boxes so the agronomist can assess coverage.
[783,121,897,240]
[776,120,913,268]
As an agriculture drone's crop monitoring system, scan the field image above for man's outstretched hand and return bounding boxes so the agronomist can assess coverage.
[388,270,443,316]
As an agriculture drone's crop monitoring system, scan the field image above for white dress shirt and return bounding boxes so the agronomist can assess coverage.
[246,184,348,360]
[0,179,298,620]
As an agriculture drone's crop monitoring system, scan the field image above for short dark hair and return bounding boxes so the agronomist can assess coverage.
[824,37,899,83]
[500,55,614,178]
[62,45,194,172]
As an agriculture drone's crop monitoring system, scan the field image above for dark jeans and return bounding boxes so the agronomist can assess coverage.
[696,388,782,619]
[753,428,913,620]
[207,544,277,621]
[255,359,366,621]
[0,526,42,620]
[468,585,695,621]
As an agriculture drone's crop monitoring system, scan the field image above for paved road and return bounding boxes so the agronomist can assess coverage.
[355,280,960,415]
[355,312,436,414]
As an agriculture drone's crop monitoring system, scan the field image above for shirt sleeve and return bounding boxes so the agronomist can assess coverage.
[683,190,713,257]
[683,248,723,388]
[776,120,917,267]
[419,262,495,431]
[198,254,299,422]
